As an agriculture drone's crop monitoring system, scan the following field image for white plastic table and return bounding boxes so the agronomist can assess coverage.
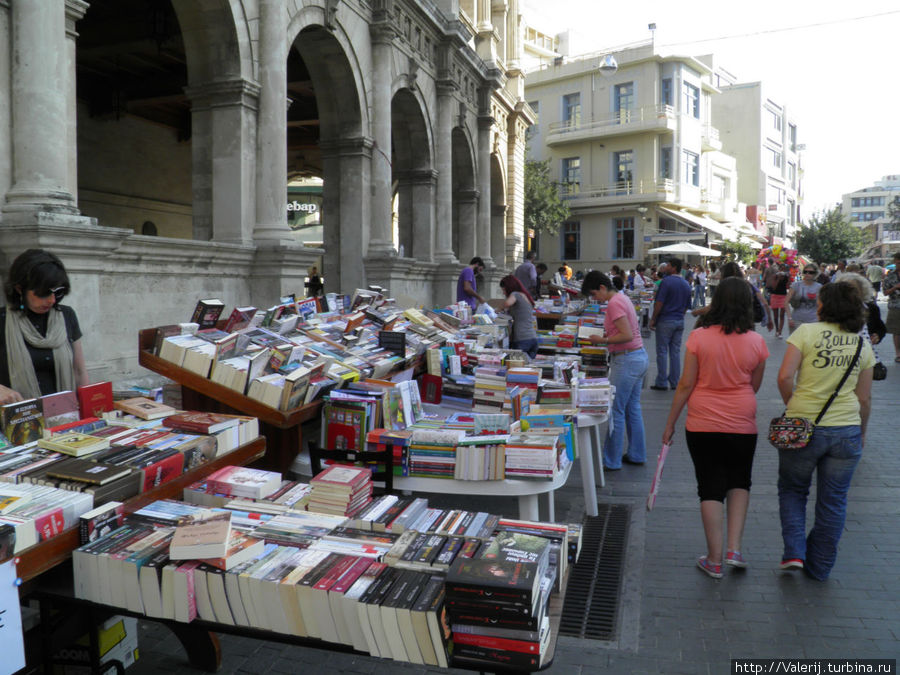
[575,412,608,517]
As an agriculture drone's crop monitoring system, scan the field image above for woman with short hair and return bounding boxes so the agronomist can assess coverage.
[775,282,874,579]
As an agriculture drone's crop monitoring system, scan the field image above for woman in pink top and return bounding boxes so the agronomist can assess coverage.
[662,278,770,579]
[581,271,648,470]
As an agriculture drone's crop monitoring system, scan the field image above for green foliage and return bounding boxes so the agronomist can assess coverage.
[794,206,866,263]
[888,196,900,230]
[716,239,756,265]
[524,159,570,235]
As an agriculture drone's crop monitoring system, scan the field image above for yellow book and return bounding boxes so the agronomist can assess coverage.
[37,431,110,457]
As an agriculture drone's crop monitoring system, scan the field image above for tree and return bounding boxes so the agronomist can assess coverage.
[524,159,570,235]
[793,206,866,263]
[716,239,756,265]
[888,195,900,230]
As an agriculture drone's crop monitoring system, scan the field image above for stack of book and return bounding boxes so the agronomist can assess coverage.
[454,437,505,481]
[579,347,609,378]
[184,479,311,510]
[440,374,475,410]
[204,466,283,500]
[575,379,612,415]
[0,482,95,552]
[445,530,555,668]
[407,429,464,479]
[472,367,506,413]
[365,429,412,477]
[503,433,561,481]
[308,465,373,517]
[505,367,540,400]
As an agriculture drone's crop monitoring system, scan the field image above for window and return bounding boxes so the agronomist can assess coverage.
[683,83,700,118]
[787,199,795,228]
[661,78,673,106]
[768,108,782,131]
[789,123,797,150]
[766,147,782,169]
[615,82,634,121]
[561,157,581,194]
[526,101,539,139]
[562,221,580,260]
[660,147,672,180]
[853,196,885,207]
[614,150,633,194]
[682,150,699,186]
[562,93,581,127]
[788,162,796,188]
[614,217,635,259]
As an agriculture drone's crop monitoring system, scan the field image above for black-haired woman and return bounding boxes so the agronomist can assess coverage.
[1,249,89,404]
[663,277,770,578]
[775,282,874,580]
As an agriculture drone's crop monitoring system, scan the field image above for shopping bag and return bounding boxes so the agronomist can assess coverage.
[646,442,671,511]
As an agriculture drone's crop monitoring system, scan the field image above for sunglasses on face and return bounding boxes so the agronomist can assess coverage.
[803,270,816,274]
[35,286,67,302]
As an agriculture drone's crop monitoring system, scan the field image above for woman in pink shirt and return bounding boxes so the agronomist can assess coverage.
[662,278,770,579]
[582,271,648,470]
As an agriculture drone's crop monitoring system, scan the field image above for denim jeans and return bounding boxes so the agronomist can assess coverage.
[692,284,706,309]
[654,319,684,388]
[511,337,538,359]
[777,425,862,580]
[604,348,649,469]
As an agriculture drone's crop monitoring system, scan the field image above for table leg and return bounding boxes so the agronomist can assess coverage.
[546,491,555,522]
[591,424,606,488]
[168,625,222,672]
[518,495,540,521]
[577,427,599,517]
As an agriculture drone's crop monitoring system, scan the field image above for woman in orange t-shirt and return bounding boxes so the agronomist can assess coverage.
[662,277,770,579]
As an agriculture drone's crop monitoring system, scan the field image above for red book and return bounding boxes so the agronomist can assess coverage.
[138,451,186,491]
[162,411,241,435]
[45,416,102,435]
[77,381,113,418]
[451,631,541,654]
[418,374,443,404]
[34,508,66,541]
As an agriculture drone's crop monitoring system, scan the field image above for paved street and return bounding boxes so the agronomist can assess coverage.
[131,309,900,675]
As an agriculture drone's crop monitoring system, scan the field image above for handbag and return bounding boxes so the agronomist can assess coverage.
[873,361,887,381]
[768,339,863,450]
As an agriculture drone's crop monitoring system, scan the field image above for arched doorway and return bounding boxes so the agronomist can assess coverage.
[391,89,433,260]
[451,127,477,262]
[490,153,507,269]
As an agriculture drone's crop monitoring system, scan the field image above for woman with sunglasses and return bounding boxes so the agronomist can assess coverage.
[786,266,823,332]
[0,249,89,404]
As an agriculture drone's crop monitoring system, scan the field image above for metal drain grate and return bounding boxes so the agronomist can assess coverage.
[558,503,630,640]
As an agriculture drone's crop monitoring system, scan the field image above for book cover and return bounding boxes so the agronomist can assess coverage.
[40,390,80,428]
[162,411,240,435]
[223,306,257,332]
[200,530,265,571]
[311,464,371,492]
[206,465,282,500]
[46,458,132,485]
[170,511,233,560]
[37,431,110,457]
[113,397,177,421]
[1,398,44,446]
[445,557,541,606]
[79,501,125,545]
[190,298,225,329]
[77,382,113,419]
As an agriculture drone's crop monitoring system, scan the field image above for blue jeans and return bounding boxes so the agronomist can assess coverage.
[654,319,684,388]
[692,284,705,309]
[778,425,862,580]
[604,348,649,469]
[511,337,538,359]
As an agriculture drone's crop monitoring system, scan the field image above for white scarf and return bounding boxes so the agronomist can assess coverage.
[5,308,75,399]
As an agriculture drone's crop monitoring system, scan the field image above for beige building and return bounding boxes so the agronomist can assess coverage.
[710,79,802,247]
[0,0,532,383]
[842,175,900,259]
[523,40,753,272]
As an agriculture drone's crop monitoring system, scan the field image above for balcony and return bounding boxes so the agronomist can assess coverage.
[701,124,722,152]
[547,105,676,146]
[560,179,675,209]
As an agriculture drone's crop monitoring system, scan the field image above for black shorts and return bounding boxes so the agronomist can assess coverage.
[685,430,757,502]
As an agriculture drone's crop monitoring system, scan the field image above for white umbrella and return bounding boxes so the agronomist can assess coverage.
[646,241,723,257]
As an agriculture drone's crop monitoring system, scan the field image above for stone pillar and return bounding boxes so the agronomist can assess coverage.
[3,0,76,214]
[368,20,396,256]
[506,112,528,268]
[65,1,88,205]
[0,2,12,202]
[410,169,436,261]
[434,84,457,263]
[456,189,478,264]
[476,0,492,32]
[254,0,292,243]
[492,204,507,269]
[477,111,494,267]
[186,80,260,244]
[396,175,413,257]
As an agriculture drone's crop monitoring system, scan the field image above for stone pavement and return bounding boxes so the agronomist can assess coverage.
[130,311,900,675]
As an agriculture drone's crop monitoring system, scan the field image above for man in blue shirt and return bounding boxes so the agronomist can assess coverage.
[649,257,692,390]
[457,257,486,310]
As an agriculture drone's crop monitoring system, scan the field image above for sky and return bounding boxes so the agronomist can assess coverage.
[520,0,900,219]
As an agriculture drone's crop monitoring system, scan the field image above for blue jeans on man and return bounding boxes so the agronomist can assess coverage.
[778,425,862,580]
[654,319,684,389]
[604,348,649,469]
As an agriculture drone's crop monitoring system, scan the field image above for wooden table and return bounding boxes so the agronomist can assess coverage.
[138,328,320,474]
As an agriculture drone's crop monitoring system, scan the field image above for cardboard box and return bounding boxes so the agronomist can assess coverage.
[54,615,139,674]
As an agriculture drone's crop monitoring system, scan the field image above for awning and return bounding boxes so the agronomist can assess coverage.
[656,207,734,240]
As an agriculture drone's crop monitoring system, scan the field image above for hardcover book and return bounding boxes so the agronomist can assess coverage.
[37,431,110,457]
[190,298,226,329]
[1,398,44,446]
[40,390,80,428]
[113,397,177,421]
[77,382,113,419]
[46,458,132,485]
[162,411,241,435]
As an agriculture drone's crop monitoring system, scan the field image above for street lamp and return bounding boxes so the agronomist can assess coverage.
[597,53,618,77]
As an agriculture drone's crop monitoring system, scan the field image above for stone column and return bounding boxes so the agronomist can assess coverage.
[254,0,292,243]
[477,0,493,32]
[368,20,396,256]
[186,80,260,244]
[0,2,13,201]
[434,83,457,263]
[477,111,494,267]
[456,189,478,264]
[4,0,76,214]
[65,1,88,206]
[506,112,527,267]
[410,169,436,261]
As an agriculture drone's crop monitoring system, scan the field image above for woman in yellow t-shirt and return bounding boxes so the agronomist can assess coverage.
[775,282,874,580]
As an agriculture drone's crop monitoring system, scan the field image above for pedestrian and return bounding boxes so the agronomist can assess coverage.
[306,266,323,297]
[514,251,538,299]
[662,277,769,578]
[836,272,886,349]
[775,282,874,579]
[747,261,762,289]
[786,264,822,332]
[581,271,648,470]
[865,260,884,297]
[882,252,900,362]
[768,264,789,338]
[562,263,573,281]
[691,262,773,332]
[534,262,548,298]
[706,261,720,301]
[633,264,648,291]
[815,263,831,286]
[692,265,706,309]
[456,257,486,311]
[499,275,538,358]
[832,259,847,281]
[649,257,692,390]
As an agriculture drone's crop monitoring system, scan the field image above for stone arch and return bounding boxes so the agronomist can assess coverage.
[392,88,434,260]
[172,0,252,83]
[490,152,507,269]
[287,10,370,291]
[451,126,478,262]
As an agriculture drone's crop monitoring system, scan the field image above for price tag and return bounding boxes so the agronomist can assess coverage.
[0,559,25,675]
